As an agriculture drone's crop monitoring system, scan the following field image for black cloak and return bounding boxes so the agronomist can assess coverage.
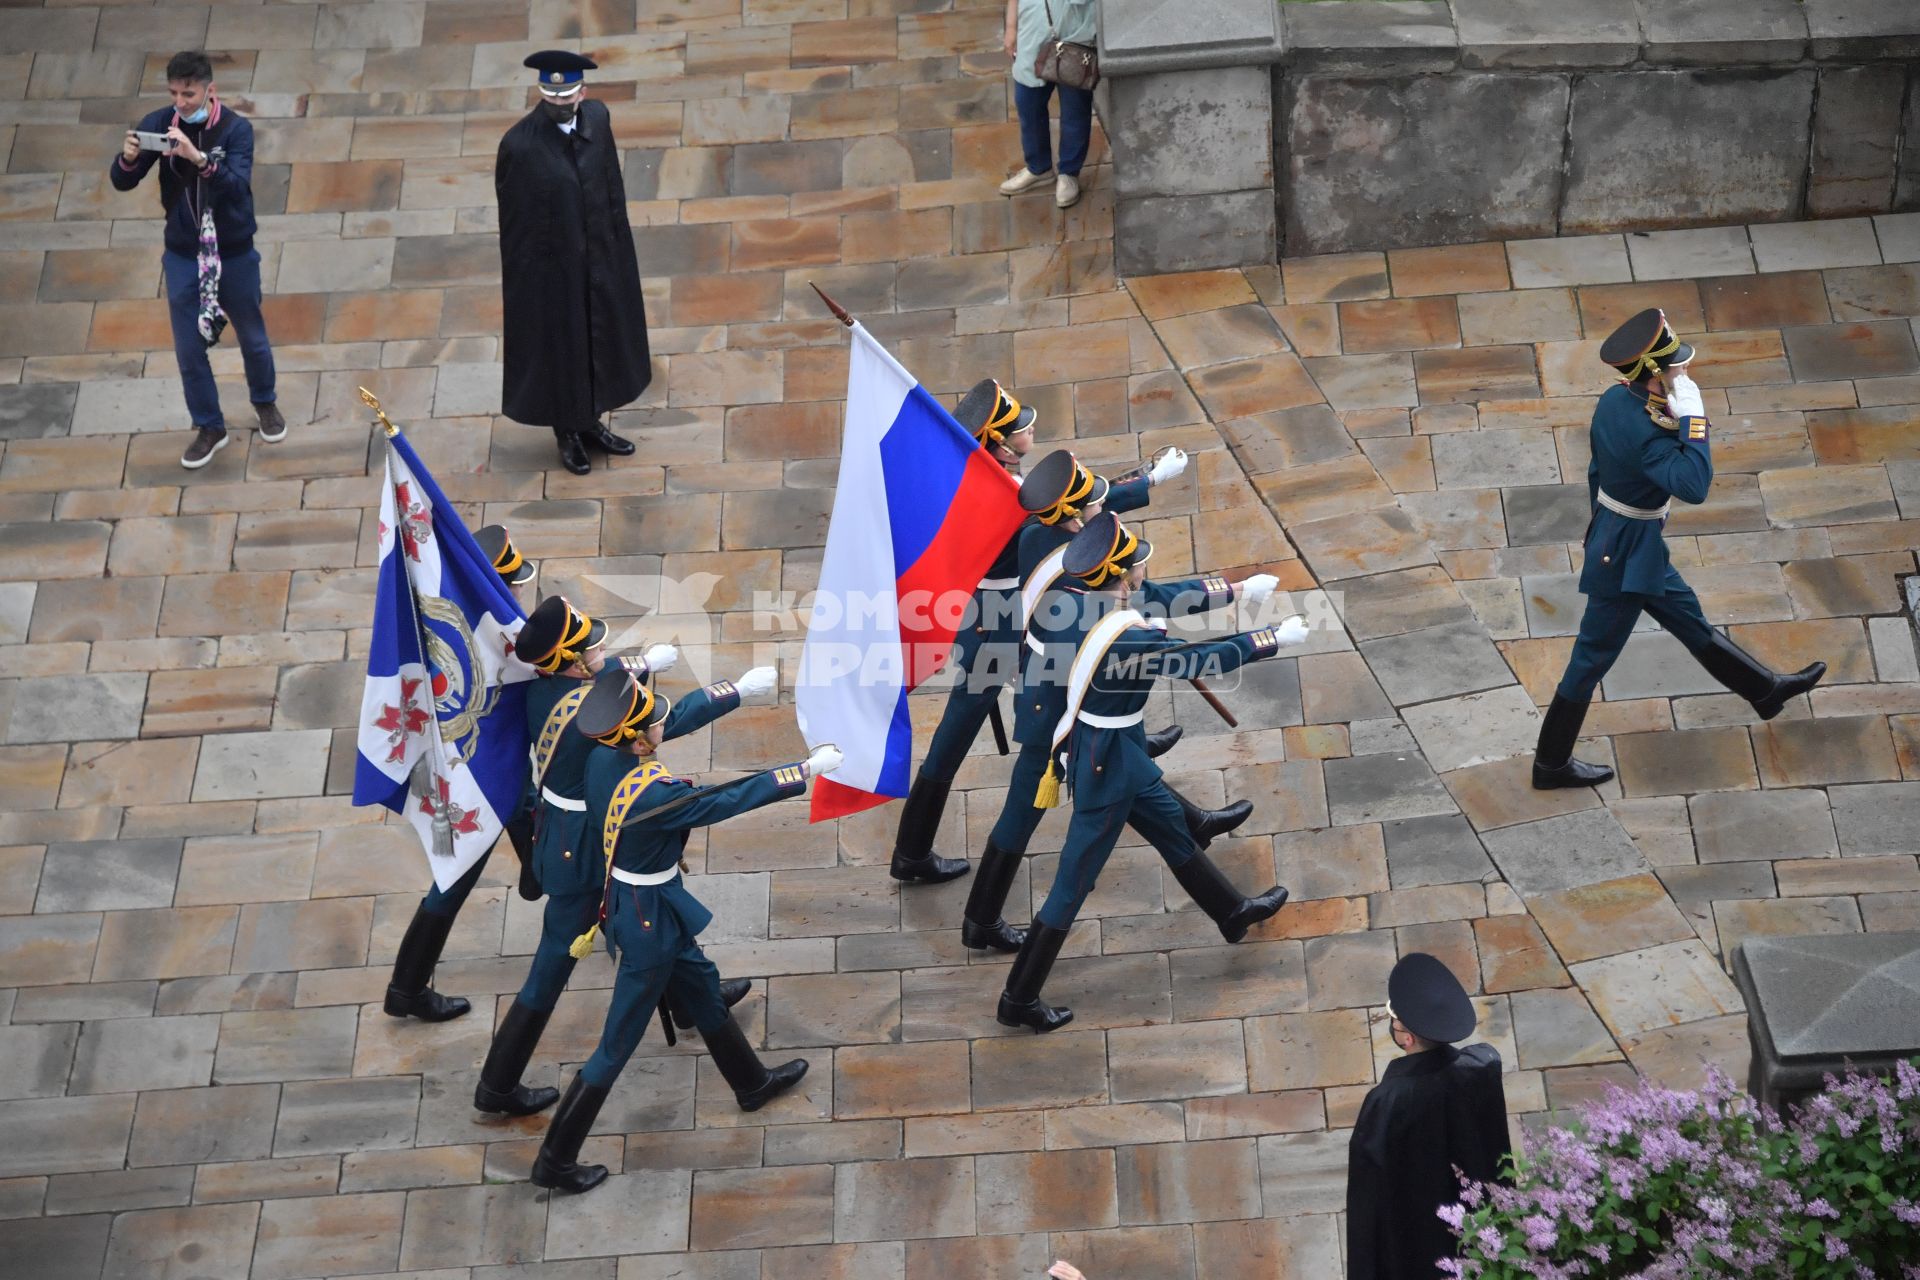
[494,98,650,430]
[1346,1042,1512,1280]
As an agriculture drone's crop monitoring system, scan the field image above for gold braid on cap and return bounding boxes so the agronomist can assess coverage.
[1035,461,1096,526]
[975,383,1027,448]
[492,538,525,578]
[590,675,667,745]
[532,603,596,674]
[1620,327,1682,384]
[1080,522,1140,589]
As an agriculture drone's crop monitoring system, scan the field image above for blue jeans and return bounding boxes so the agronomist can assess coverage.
[162,247,275,434]
[1014,79,1093,177]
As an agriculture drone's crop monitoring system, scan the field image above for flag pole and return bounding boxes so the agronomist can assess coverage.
[809,282,854,328]
[362,386,455,862]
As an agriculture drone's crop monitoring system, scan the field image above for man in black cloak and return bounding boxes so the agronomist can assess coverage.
[1346,952,1513,1279]
[495,50,646,476]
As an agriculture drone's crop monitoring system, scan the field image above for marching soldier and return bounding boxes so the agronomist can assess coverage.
[528,669,842,1193]
[999,513,1309,1032]
[1533,310,1827,789]
[888,380,1189,885]
[473,611,777,1116]
[383,526,564,1020]
[1346,952,1511,1279]
[960,448,1271,952]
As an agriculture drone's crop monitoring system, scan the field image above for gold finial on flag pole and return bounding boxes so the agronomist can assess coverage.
[360,386,400,438]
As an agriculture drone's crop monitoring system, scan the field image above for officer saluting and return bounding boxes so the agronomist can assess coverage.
[960,448,1263,953]
[527,669,842,1194]
[1346,953,1511,1280]
[471,596,774,1117]
[998,513,1308,1033]
[1533,309,1827,788]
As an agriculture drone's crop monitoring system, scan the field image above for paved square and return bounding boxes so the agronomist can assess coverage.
[3,4,1920,1277]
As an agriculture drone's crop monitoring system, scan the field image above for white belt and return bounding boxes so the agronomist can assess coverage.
[1597,488,1670,520]
[611,865,679,886]
[1078,709,1144,729]
[541,788,586,812]
[980,576,1018,591]
[1026,632,1046,655]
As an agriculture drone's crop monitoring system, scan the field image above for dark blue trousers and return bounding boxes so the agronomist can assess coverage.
[420,848,488,918]
[988,739,1052,853]
[580,889,728,1089]
[162,247,275,433]
[515,890,601,1011]
[1557,568,1716,702]
[1014,79,1093,177]
[1036,779,1198,930]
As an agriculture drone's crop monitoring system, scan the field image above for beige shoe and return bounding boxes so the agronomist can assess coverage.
[1055,173,1081,209]
[999,167,1051,196]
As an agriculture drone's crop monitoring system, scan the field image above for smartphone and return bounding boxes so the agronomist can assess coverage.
[134,130,173,152]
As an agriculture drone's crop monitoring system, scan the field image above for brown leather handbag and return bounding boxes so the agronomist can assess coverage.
[1033,0,1099,91]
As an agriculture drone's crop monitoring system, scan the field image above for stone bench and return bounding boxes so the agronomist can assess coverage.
[1731,931,1920,1112]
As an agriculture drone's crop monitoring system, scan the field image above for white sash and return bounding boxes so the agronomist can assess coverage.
[1019,543,1071,634]
[1049,607,1143,755]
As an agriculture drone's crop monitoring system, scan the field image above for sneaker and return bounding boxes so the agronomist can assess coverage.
[180,427,228,470]
[1055,173,1081,209]
[254,401,286,443]
[999,167,1051,196]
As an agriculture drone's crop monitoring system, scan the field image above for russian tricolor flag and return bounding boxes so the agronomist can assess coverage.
[797,323,1025,822]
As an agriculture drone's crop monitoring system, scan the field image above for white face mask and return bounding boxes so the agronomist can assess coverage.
[182,103,209,125]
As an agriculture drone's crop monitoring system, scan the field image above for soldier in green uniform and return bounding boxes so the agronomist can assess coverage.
[960,448,1271,952]
[472,596,775,1116]
[1533,310,1827,789]
[528,669,842,1194]
[999,513,1310,1032]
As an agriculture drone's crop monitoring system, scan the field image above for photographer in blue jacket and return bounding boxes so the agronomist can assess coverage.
[111,51,282,470]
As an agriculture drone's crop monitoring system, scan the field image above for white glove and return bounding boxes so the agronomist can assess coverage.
[1276,616,1311,647]
[1238,573,1278,607]
[642,643,678,674]
[735,665,777,697]
[1146,447,1188,487]
[803,744,843,778]
[1143,615,1168,631]
[1663,370,1704,421]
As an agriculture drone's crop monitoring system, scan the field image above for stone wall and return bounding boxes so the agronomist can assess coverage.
[1098,0,1920,274]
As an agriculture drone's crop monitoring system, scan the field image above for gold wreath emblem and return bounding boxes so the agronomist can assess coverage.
[419,593,500,765]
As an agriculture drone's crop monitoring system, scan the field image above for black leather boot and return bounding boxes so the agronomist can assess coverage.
[1530,694,1615,790]
[383,907,471,1021]
[960,840,1026,952]
[1169,785,1253,851]
[474,999,562,1116]
[702,1016,809,1112]
[503,813,540,902]
[1693,631,1827,721]
[673,977,751,1031]
[529,1074,610,1194]
[889,773,970,884]
[556,431,591,476]
[1170,851,1289,944]
[996,922,1074,1032]
[1143,724,1183,759]
[582,418,635,456]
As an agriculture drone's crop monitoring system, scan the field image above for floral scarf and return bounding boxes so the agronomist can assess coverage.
[177,99,226,348]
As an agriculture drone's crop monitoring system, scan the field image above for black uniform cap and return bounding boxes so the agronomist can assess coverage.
[474,524,535,586]
[517,595,607,674]
[575,666,670,745]
[1598,308,1694,379]
[954,377,1036,447]
[1387,952,1477,1044]
[1019,449,1109,524]
[523,49,596,95]
[1062,511,1152,588]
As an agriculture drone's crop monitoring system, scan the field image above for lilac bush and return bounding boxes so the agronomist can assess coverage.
[1441,1059,1920,1280]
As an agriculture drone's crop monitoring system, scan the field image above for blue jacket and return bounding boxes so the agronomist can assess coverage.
[582,748,807,966]
[110,101,258,259]
[1578,382,1713,598]
[1060,616,1280,808]
[528,671,744,898]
